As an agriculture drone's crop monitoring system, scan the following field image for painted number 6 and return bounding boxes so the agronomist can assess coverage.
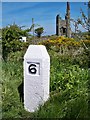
[28,64,37,74]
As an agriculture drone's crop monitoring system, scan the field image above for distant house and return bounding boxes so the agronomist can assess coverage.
[19,36,26,42]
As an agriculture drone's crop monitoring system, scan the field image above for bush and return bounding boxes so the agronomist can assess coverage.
[7,51,24,62]
[2,24,29,60]
[40,36,90,68]
[50,61,88,92]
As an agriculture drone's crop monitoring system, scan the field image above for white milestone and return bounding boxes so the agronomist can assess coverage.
[24,45,50,112]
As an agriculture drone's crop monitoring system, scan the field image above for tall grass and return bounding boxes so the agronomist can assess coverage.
[35,54,88,118]
[2,54,89,118]
[0,60,2,119]
[2,61,23,118]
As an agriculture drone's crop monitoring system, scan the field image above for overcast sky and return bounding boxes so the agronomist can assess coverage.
[1,1,88,35]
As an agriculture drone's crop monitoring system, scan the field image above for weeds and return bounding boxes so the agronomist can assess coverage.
[2,53,89,118]
[1,35,89,118]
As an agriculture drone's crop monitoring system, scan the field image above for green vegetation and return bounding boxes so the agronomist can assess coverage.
[2,51,89,119]
[2,24,30,60]
[35,27,44,38]
[1,24,90,119]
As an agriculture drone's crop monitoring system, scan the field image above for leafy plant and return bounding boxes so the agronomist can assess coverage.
[2,24,29,60]
[35,27,44,38]
[2,59,89,119]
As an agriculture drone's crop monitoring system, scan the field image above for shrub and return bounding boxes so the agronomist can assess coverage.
[40,36,90,68]
[2,24,29,60]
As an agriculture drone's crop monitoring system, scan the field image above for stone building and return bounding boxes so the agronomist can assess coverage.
[56,2,71,37]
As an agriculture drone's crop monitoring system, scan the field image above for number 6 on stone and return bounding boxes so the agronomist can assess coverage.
[27,62,40,75]
[28,64,37,74]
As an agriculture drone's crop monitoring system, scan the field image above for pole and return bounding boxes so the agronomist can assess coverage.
[32,18,34,39]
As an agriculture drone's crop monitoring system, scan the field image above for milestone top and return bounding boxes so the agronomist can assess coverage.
[24,45,50,60]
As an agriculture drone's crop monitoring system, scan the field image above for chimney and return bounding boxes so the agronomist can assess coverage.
[67,2,70,10]
[66,2,71,38]
[56,14,61,36]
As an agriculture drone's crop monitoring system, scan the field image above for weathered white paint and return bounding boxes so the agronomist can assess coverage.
[24,45,50,112]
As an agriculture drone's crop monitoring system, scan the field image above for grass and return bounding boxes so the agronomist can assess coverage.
[1,56,89,119]
[0,60,2,120]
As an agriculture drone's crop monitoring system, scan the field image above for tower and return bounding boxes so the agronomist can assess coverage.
[88,1,90,32]
[56,2,71,37]
[65,2,71,38]
[56,14,61,36]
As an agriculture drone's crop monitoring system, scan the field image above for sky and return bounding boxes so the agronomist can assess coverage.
[1,0,89,2]
[1,1,88,35]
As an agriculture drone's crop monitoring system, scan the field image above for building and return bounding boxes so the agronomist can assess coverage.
[56,2,71,37]
[19,36,26,42]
